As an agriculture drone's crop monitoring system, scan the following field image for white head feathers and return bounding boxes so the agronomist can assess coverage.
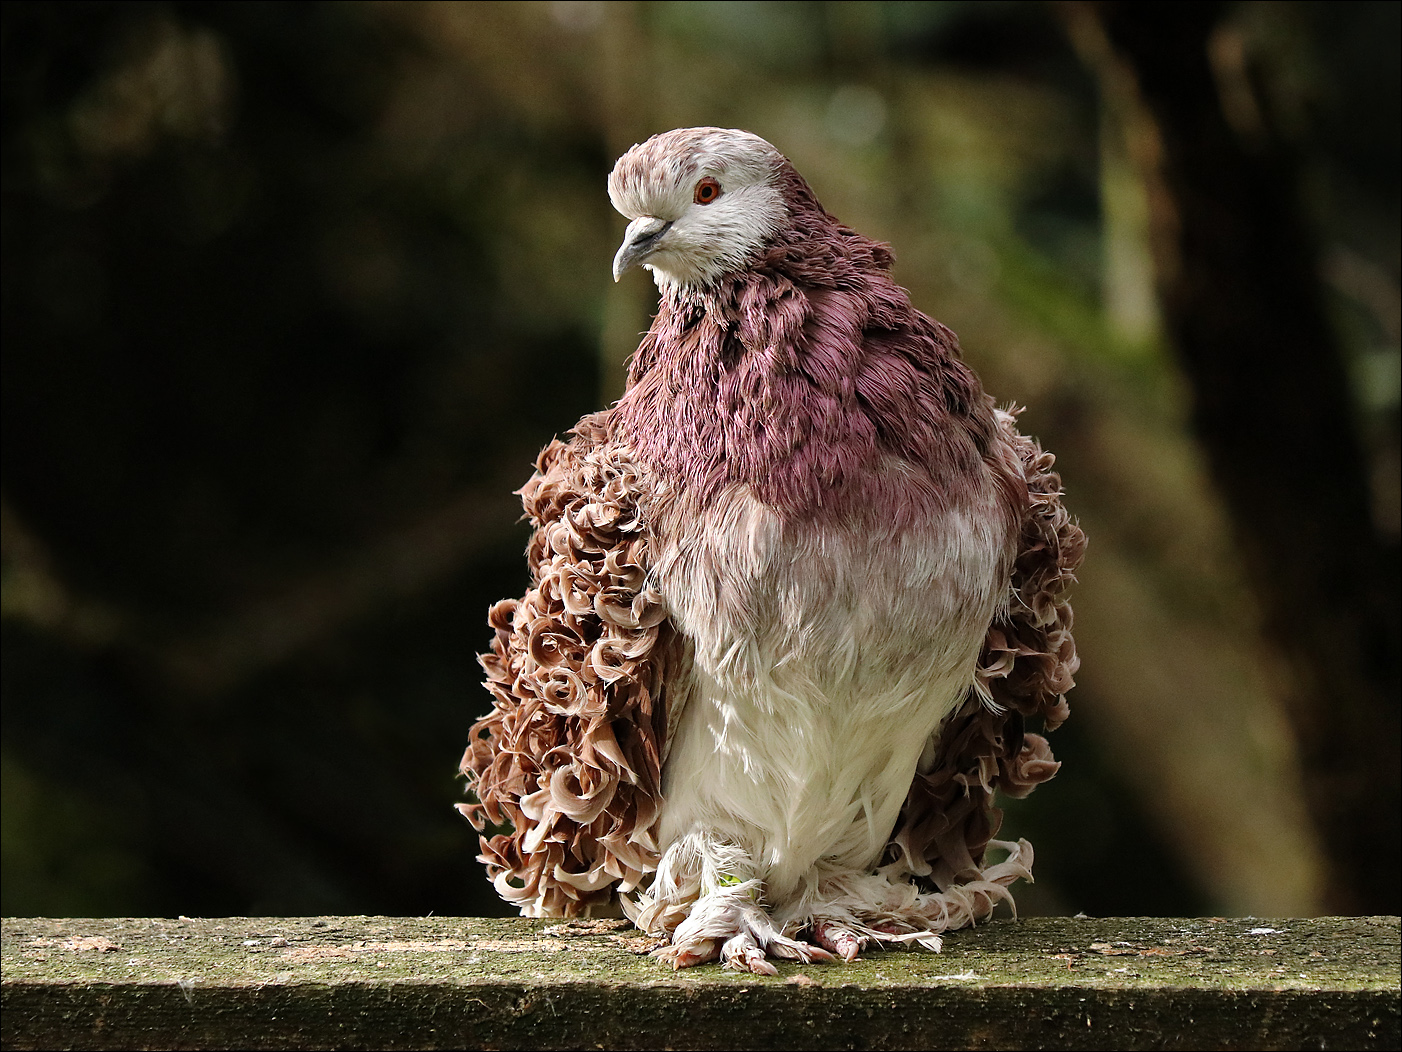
[608,127,788,290]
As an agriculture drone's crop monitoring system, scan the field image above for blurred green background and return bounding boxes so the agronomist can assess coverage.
[2,1,1397,921]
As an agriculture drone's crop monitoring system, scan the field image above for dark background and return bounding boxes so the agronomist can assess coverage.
[2,0,1397,921]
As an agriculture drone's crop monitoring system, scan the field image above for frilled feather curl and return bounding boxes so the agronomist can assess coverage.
[458,413,676,917]
[882,409,1085,900]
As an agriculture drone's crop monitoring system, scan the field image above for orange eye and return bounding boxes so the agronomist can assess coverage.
[694,177,722,205]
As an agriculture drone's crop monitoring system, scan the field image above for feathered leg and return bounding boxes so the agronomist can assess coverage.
[626,832,1033,971]
[623,832,836,973]
[792,838,1035,954]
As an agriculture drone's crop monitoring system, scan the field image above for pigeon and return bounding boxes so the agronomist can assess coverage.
[459,127,1083,973]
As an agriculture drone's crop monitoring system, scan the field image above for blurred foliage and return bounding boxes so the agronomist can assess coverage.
[1,1,1396,920]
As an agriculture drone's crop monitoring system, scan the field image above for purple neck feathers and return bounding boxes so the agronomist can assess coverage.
[616,165,997,522]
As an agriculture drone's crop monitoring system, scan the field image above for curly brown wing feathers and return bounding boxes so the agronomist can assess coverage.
[458,412,675,917]
[885,412,1085,891]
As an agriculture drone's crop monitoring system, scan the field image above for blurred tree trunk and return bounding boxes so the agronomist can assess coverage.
[597,1,656,404]
[1063,1,1400,914]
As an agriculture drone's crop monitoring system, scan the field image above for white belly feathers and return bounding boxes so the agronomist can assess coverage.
[650,476,1013,905]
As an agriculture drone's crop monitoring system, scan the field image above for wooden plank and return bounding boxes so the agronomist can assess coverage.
[3,915,1398,1050]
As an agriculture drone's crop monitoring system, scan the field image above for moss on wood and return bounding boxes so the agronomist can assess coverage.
[3,915,1398,1050]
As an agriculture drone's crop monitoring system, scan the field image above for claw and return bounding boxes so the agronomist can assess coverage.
[654,938,719,969]
[812,920,866,961]
[722,933,778,975]
[767,934,836,964]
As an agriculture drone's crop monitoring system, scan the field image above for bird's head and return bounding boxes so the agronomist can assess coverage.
[608,127,788,290]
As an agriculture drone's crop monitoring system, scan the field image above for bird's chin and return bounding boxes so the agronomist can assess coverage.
[646,263,683,292]
[644,254,724,293]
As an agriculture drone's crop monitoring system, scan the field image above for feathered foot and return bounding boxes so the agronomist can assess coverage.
[627,834,1034,972]
[784,838,1037,955]
[626,833,839,974]
[651,885,836,974]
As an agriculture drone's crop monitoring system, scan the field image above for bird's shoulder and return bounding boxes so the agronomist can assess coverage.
[518,410,653,533]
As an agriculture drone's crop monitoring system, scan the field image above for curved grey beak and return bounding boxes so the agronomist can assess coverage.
[612,216,672,282]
